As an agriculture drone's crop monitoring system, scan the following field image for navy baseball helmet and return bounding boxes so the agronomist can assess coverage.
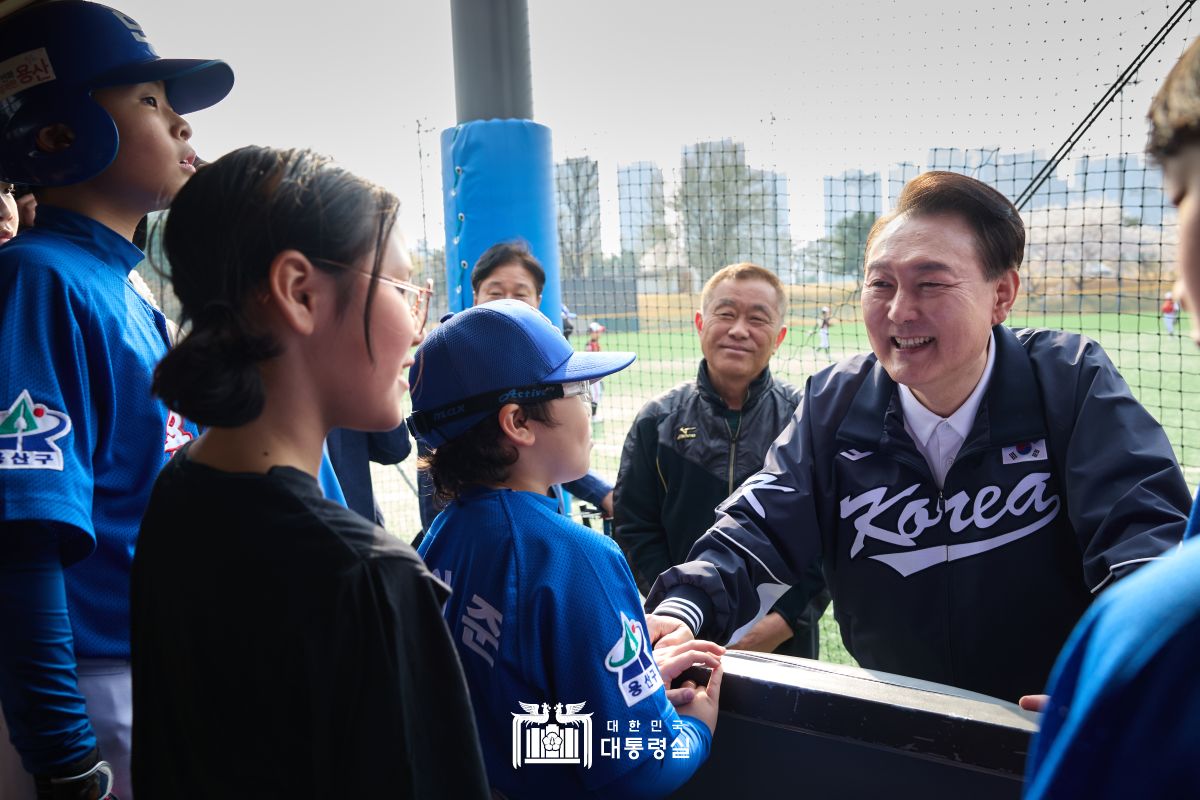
[0,1,234,186]
[407,299,636,448]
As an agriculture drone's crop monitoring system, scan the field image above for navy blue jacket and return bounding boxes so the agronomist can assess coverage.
[326,426,412,525]
[649,326,1191,701]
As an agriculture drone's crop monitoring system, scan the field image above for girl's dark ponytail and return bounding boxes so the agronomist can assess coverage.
[152,304,279,428]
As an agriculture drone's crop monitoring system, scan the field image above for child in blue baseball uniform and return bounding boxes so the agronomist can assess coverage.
[0,4,232,797]
[1022,35,1200,799]
[410,299,724,799]
[416,241,617,536]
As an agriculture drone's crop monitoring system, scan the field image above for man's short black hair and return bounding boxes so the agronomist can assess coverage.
[865,171,1025,281]
[470,241,546,296]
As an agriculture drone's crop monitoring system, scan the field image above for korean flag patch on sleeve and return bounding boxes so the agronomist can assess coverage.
[1002,439,1048,464]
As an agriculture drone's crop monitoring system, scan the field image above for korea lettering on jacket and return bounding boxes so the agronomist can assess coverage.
[649,326,1191,702]
[838,466,1058,577]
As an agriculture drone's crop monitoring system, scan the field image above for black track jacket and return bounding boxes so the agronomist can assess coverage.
[614,363,820,643]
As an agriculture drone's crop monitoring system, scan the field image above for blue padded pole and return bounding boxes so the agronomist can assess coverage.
[443,0,560,325]
[440,119,561,323]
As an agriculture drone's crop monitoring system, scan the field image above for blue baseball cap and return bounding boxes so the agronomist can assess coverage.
[407,299,635,448]
[0,1,235,186]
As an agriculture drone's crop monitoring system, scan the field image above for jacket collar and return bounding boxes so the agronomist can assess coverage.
[697,360,774,413]
[31,205,145,276]
[836,324,1047,450]
[899,332,995,447]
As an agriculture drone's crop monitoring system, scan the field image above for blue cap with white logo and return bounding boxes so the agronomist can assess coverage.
[407,299,635,448]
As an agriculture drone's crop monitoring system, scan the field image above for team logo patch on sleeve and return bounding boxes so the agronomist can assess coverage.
[0,390,72,470]
[1002,439,1048,464]
[164,411,193,454]
[605,612,663,707]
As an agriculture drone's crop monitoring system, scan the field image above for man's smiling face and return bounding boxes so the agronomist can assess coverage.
[861,211,1018,415]
[695,277,786,387]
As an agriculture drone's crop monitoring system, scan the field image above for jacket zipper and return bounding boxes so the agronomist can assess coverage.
[870,437,1012,688]
[725,417,740,493]
[882,437,998,502]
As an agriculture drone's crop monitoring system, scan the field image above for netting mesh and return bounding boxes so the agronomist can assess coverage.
[137,3,1199,606]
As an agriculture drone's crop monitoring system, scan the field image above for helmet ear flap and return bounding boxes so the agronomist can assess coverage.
[0,1,233,187]
[0,87,118,186]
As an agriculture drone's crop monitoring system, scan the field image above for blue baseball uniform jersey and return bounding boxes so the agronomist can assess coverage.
[317,439,346,508]
[418,487,710,798]
[0,206,199,658]
[1024,497,1200,798]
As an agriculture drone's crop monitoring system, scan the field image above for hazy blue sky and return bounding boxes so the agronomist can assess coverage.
[116,0,1196,251]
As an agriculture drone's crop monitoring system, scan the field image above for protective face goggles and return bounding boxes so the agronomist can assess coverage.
[407,380,592,441]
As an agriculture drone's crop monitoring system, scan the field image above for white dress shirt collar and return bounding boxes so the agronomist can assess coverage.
[898,332,996,487]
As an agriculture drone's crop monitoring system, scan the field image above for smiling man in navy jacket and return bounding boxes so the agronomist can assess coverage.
[648,171,1191,703]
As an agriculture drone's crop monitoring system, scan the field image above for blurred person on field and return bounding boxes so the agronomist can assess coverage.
[585,321,606,421]
[816,305,833,356]
[1163,291,1179,334]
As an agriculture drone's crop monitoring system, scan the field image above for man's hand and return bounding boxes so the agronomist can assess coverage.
[600,491,614,519]
[1018,694,1049,713]
[727,611,794,653]
[646,613,694,650]
[654,639,725,706]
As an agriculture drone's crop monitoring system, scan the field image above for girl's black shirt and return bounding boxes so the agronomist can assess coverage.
[130,442,489,798]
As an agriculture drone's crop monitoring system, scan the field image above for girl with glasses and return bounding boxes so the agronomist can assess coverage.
[131,146,489,798]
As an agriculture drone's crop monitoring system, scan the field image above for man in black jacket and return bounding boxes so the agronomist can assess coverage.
[615,262,829,657]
